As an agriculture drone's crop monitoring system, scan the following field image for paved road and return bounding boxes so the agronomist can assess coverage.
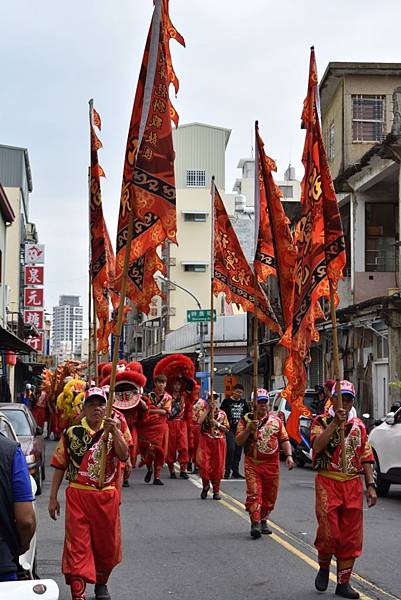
[36,442,401,600]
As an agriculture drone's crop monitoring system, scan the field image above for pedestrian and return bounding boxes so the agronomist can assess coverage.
[32,389,47,430]
[194,392,229,500]
[48,386,130,600]
[311,380,377,599]
[137,373,171,486]
[20,383,33,409]
[167,378,190,479]
[100,361,149,487]
[236,387,294,539]
[220,383,248,478]
[0,430,36,581]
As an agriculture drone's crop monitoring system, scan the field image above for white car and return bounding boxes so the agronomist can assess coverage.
[368,406,401,497]
[269,388,320,428]
[0,413,59,599]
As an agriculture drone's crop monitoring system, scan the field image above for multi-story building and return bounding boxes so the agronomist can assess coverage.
[313,62,401,418]
[52,295,83,360]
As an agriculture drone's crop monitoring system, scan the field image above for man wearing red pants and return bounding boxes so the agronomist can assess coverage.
[48,387,130,600]
[167,379,190,479]
[236,388,294,538]
[194,392,229,500]
[311,380,377,599]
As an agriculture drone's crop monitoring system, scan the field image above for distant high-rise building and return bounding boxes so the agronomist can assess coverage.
[52,295,83,358]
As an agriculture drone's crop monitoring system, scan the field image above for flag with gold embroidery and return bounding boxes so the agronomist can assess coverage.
[254,122,297,330]
[281,47,346,440]
[114,0,184,312]
[213,185,282,334]
[89,100,117,354]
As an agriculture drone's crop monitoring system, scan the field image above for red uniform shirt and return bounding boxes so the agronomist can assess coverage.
[193,399,229,439]
[311,415,374,474]
[236,413,289,463]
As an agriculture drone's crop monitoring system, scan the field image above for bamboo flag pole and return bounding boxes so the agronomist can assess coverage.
[329,280,347,473]
[252,282,259,412]
[98,207,135,487]
[209,177,216,423]
[92,288,98,385]
[88,270,93,382]
[253,122,260,413]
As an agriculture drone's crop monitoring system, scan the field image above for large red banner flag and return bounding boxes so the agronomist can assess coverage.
[89,100,117,354]
[213,185,282,335]
[114,0,184,312]
[254,122,297,330]
[281,47,346,440]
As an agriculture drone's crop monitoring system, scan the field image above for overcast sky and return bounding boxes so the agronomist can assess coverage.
[1,0,401,332]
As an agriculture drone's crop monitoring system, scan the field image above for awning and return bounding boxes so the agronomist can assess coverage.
[0,326,36,354]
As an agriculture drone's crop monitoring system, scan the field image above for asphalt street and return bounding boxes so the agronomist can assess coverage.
[36,441,401,600]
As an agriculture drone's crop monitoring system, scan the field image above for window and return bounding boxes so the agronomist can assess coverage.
[183,212,207,222]
[365,203,398,272]
[183,264,207,272]
[328,122,335,161]
[352,95,385,142]
[186,170,206,187]
[279,185,293,199]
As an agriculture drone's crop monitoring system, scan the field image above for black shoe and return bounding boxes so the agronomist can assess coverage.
[250,522,262,539]
[187,462,193,472]
[122,480,129,488]
[200,484,210,499]
[153,478,164,486]
[170,472,177,479]
[224,472,230,479]
[193,466,199,474]
[315,568,330,592]
[261,520,272,535]
[144,469,152,483]
[180,471,189,480]
[95,583,111,600]
[335,583,360,599]
[213,492,221,500]
[232,472,245,479]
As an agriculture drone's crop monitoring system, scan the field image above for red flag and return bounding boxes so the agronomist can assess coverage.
[89,101,117,354]
[213,185,282,335]
[281,48,346,440]
[114,0,184,313]
[254,123,297,330]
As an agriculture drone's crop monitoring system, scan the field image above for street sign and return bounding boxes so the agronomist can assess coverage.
[187,309,216,323]
[196,371,211,378]
[24,265,44,286]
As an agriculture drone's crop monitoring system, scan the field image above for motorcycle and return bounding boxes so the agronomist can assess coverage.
[294,415,313,467]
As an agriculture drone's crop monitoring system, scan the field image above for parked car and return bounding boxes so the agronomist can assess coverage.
[0,403,45,495]
[0,580,59,599]
[269,388,320,427]
[369,405,401,497]
[0,411,37,579]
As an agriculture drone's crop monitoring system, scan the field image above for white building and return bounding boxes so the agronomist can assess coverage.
[52,296,83,359]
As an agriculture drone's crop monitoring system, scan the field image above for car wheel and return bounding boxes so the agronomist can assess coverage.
[374,453,390,497]
[34,465,42,496]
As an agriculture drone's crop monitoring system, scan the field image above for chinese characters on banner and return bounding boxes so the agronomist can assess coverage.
[23,244,46,353]
[24,265,44,286]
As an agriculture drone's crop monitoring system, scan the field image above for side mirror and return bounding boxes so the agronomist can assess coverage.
[36,426,43,436]
[385,412,395,426]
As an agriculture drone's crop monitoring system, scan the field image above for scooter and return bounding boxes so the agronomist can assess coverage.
[294,415,313,467]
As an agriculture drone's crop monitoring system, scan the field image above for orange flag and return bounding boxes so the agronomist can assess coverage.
[89,101,117,354]
[254,122,297,330]
[213,184,282,335]
[281,47,346,440]
[114,0,184,313]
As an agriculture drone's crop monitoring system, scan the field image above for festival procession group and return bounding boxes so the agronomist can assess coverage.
[25,0,379,599]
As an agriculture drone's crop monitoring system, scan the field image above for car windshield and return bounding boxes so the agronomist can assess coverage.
[303,393,319,413]
[3,410,32,436]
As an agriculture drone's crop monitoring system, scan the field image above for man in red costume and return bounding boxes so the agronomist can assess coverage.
[236,388,294,538]
[193,392,229,500]
[48,387,130,600]
[167,378,190,479]
[311,380,377,600]
[137,374,171,486]
[100,362,148,487]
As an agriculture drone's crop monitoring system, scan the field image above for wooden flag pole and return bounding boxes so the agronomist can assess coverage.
[88,272,93,382]
[92,288,98,385]
[209,177,216,421]
[252,275,259,412]
[329,280,347,473]
[98,207,134,487]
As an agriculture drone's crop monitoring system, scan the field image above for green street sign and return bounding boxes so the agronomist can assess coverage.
[187,309,216,323]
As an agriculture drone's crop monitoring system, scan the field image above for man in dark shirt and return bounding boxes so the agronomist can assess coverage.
[220,384,248,479]
[0,433,36,581]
